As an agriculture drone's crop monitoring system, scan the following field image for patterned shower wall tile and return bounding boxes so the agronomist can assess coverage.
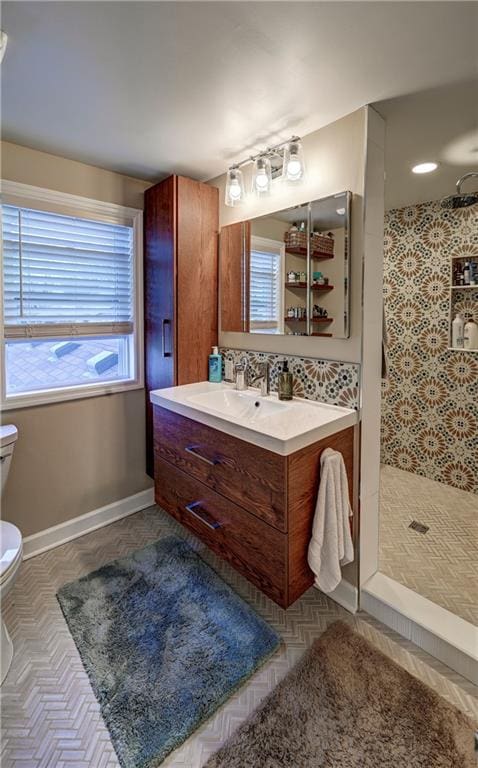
[219,348,360,410]
[381,199,478,496]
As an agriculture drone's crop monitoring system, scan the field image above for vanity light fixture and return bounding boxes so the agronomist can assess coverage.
[412,161,438,174]
[252,155,272,197]
[225,166,245,206]
[224,135,305,206]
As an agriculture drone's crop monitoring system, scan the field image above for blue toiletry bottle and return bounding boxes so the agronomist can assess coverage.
[208,346,222,383]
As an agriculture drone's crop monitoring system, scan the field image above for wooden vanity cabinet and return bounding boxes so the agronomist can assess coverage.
[144,176,219,476]
[153,405,356,608]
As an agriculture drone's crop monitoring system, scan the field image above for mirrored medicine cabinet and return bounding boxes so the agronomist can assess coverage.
[219,191,351,340]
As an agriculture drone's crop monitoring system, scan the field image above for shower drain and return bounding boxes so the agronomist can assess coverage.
[409,520,429,534]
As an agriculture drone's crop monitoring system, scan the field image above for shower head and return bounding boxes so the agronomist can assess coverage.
[441,172,478,209]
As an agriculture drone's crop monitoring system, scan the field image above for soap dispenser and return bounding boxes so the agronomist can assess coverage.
[208,346,222,383]
[278,359,293,401]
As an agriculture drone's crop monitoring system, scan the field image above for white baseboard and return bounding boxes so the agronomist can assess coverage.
[22,487,155,560]
[362,572,478,685]
[317,578,358,614]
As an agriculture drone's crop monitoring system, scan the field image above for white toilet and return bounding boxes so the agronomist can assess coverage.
[0,424,22,684]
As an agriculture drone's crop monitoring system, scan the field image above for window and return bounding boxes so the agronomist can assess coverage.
[1,183,143,408]
[249,236,284,333]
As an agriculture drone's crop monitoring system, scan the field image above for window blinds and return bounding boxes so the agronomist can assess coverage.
[2,205,134,339]
[249,239,282,331]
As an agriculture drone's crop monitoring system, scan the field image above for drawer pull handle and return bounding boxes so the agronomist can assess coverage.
[162,319,172,358]
[185,501,221,530]
[185,445,219,466]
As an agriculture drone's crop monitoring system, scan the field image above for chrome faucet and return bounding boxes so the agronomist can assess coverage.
[234,358,248,391]
[250,362,270,397]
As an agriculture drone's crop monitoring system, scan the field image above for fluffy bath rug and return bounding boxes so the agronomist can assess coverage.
[57,535,280,768]
[205,620,476,768]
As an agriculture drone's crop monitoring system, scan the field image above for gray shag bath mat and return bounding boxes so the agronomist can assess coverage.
[57,535,280,768]
[205,620,476,768]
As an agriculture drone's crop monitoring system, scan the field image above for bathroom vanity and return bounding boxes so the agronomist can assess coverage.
[151,383,358,608]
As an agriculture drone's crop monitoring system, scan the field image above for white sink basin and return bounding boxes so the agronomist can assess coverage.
[187,388,292,423]
[150,381,358,455]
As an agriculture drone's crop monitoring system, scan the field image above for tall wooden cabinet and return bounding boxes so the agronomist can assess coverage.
[144,175,219,476]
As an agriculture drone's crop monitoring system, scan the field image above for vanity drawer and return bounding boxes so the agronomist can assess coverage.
[154,457,288,606]
[153,406,287,531]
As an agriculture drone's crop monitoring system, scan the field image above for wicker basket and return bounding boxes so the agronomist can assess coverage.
[311,232,334,256]
[284,230,307,250]
[285,230,335,256]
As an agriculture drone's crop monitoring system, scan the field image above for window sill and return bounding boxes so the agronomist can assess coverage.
[1,379,144,411]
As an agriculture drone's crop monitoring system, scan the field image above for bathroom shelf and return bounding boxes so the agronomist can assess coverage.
[285,247,334,260]
[284,317,333,323]
[285,282,334,291]
[448,247,478,351]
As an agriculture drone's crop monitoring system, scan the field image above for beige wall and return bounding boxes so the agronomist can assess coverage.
[250,216,289,241]
[209,108,367,363]
[1,141,149,209]
[2,392,150,536]
[1,141,153,537]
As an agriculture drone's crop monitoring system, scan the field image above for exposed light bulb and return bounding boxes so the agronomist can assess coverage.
[225,167,245,207]
[252,155,272,197]
[255,172,268,189]
[229,180,241,199]
[286,159,302,179]
[412,162,438,174]
[282,140,305,182]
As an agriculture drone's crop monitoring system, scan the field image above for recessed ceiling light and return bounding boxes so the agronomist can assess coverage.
[412,162,438,175]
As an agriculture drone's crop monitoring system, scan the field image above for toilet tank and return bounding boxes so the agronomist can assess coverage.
[0,426,18,494]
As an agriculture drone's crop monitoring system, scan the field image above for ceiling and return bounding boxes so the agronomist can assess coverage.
[1,2,478,183]
[375,79,478,210]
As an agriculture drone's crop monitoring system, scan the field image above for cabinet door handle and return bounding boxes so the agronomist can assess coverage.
[185,445,219,466]
[162,319,172,358]
[185,501,221,530]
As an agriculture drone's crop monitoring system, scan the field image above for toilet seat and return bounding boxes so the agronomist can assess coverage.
[0,521,22,586]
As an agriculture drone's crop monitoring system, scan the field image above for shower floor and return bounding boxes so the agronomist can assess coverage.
[379,465,478,626]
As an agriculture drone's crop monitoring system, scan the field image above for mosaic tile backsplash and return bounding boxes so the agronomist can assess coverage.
[219,348,360,410]
[381,199,478,494]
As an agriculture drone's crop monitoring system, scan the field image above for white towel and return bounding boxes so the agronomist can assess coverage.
[307,448,354,593]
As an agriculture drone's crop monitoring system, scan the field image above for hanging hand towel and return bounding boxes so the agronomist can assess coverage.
[307,448,354,593]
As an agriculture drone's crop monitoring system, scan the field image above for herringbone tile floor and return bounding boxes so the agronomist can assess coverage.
[1,505,477,767]
[380,465,478,625]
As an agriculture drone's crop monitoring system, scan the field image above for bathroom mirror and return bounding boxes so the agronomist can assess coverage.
[219,191,351,339]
